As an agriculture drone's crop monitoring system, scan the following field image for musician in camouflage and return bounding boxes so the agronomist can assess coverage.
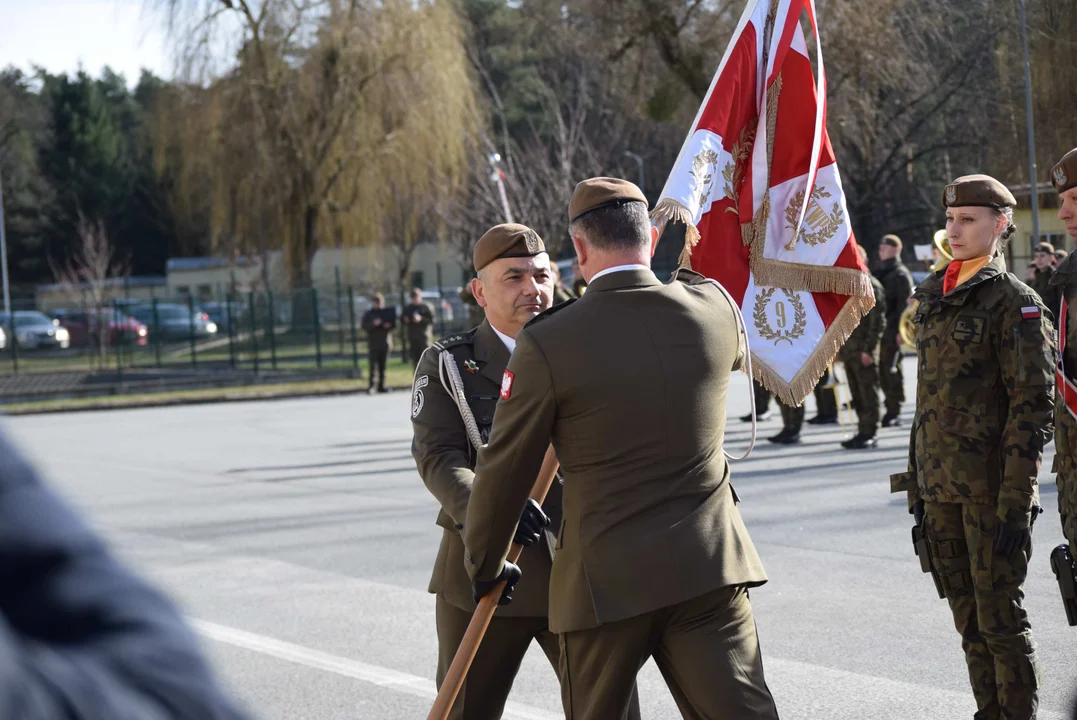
[890,175,1054,720]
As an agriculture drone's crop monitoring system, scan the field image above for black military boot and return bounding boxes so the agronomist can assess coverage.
[841,433,877,449]
[768,428,801,445]
[881,412,901,427]
[807,415,838,425]
[741,411,772,423]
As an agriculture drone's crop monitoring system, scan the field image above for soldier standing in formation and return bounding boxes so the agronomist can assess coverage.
[1048,148,1077,565]
[361,293,396,394]
[464,178,778,719]
[891,175,1053,720]
[410,224,641,720]
[1030,241,1061,319]
[1054,248,1068,269]
[838,246,886,450]
[741,380,773,423]
[874,234,914,427]
[402,287,435,368]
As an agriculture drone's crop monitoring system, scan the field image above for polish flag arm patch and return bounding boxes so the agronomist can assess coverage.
[500,370,515,400]
[1020,305,1041,319]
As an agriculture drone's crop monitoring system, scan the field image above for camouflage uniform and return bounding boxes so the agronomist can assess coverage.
[839,275,886,436]
[1049,252,1077,556]
[891,254,1054,720]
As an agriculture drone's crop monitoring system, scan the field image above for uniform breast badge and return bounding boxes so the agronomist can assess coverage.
[464,360,479,374]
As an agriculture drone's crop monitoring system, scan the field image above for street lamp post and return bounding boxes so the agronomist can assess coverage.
[0,173,10,315]
[623,151,645,195]
[1018,0,1040,246]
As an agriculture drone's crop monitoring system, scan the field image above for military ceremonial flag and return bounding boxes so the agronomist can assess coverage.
[652,0,874,406]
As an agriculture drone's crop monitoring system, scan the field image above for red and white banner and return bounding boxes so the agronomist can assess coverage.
[653,0,874,406]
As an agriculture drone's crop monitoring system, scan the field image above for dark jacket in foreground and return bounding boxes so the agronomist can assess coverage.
[0,428,251,720]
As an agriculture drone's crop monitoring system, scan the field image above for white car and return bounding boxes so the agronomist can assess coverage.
[0,311,71,350]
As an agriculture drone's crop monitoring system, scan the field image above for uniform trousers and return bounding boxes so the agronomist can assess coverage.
[368,346,388,390]
[842,358,880,435]
[923,502,1039,720]
[557,585,778,720]
[879,334,904,415]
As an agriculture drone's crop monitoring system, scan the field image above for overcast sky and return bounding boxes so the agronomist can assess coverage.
[0,0,173,85]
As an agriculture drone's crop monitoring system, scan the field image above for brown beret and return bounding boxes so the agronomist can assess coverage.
[473,223,545,272]
[880,234,902,249]
[1035,242,1055,255]
[1051,148,1077,193]
[568,177,648,223]
[941,174,1016,210]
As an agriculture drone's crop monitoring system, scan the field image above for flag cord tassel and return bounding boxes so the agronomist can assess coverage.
[651,198,701,269]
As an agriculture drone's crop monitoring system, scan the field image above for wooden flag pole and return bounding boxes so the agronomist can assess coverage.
[426,445,560,720]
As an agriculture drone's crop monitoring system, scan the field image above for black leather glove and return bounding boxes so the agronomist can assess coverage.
[513,499,550,547]
[994,522,1032,556]
[472,562,522,606]
[912,499,925,527]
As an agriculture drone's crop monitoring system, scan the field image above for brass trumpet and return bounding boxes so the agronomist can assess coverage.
[899,230,952,348]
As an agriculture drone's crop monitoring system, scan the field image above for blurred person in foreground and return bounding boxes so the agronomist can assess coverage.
[0,426,251,719]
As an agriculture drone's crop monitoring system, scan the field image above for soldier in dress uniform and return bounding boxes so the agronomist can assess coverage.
[401,287,435,368]
[361,293,396,393]
[410,223,640,720]
[891,175,1054,720]
[1047,147,1077,563]
[1053,249,1068,269]
[464,178,778,720]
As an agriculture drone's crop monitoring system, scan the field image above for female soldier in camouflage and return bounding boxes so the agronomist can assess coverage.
[891,175,1054,720]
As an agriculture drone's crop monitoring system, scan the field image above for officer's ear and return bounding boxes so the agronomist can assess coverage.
[571,233,587,268]
[649,224,660,258]
[471,277,488,309]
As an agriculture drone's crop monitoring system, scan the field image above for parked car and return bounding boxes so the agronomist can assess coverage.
[199,301,247,333]
[50,308,148,347]
[0,311,71,350]
[127,304,218,341]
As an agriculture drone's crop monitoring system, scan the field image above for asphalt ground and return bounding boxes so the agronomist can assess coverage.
[6,355,1077,719]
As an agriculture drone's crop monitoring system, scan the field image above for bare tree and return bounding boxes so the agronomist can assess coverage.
[50,213,131,362]
[152,0,480,294]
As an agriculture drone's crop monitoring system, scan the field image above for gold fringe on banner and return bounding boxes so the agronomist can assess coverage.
[651,197,700,269]
[751,291,876,406]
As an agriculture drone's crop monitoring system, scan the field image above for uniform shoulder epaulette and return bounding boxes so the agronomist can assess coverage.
[670,267,709,285]
[524,299,576,328]
[431,328,476,352]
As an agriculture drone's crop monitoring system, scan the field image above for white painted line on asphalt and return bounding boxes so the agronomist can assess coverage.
[191,619,562,720]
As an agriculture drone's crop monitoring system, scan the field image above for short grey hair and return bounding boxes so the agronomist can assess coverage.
[568,202,650,251]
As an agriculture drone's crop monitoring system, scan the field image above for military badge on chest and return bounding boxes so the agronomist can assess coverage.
[464,359,479,374]
[951,315,986,346]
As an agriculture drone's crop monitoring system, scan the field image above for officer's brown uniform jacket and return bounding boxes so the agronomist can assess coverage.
[463,267,768,633]
[411,320,561,617]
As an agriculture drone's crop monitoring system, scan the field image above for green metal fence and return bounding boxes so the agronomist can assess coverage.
[0,283,469,378]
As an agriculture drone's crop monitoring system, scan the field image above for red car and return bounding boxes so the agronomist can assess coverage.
[51,308,148,347]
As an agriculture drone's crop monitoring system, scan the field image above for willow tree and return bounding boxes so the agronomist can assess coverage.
[153,0,480,290]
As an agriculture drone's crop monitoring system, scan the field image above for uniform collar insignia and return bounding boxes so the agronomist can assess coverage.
[464,359,479,373]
